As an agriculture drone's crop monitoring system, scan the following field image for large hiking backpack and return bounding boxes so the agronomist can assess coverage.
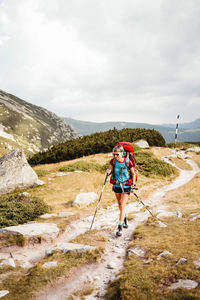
[110,141,137,186]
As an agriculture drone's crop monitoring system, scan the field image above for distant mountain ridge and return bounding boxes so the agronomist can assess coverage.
[0,89,79,156]
[63,117,200,143]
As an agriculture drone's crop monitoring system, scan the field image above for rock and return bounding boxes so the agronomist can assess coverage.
[189,214,200,221]
[128,246,146,258]
[186,146,200,153]
[157,251,172,259]
[0,258,15,268]
[0,149,38,195]
[45,248,56,257]
[35,179,44,186]
[42,261,57,268]
[40,213,57,219]
[86,274,93,283]
[144,259,153,264]
[176,258,187,265]
[0,223,59,241]
[107,262,116,269]
[57,243,96,253]
[176,211,183,218]
[169,279,198,290]
[135,140,149,149]
[157,221,167,228]
[72,192,98,206]
[57,212,74,217]
[20,261,33,269]
[21,192,29,196]
[0,290,9,298]
[40,212,74,219]
[194,259,200,267]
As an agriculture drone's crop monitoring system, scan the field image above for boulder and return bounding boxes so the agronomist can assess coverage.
[57,242,96,253]
[0,258,15,268]
[135,140,149,149]
[0,291,9,298]
[169,279,198,290]
[0,223,59,241]
[72,192,98,206]
[0,149,39,195]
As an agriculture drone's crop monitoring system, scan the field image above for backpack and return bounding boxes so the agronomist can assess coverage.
[110,141,137,186]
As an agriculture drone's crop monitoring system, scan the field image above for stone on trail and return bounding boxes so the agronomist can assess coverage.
[194,259,200,267]
[72,192,98,207]
[157,220,167,228]
[128,246,146,258]
[189,214,200,221]
[169,279,198,290]
[40,212,74,219]
[42,261,58,268]
[107,261,116,269]
[0,258,15,268]
[0,223,59,241]
[57,242,96,253]
[176,258,187,265]
[0,291,9,298]
[0,149,39,195]
[157,250,172,259]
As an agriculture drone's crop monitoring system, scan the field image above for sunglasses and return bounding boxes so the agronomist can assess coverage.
[112,153,120,156]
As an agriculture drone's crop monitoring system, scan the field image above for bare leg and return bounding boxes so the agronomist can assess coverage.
[115,193,128,223]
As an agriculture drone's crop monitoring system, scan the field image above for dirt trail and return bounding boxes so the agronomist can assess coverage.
[36,151,199,299]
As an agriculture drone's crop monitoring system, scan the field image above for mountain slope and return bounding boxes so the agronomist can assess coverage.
[63,117,200,143]
[0,89,79,156]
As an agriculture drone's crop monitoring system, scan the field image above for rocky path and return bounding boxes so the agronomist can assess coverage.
[1,151,199,299]
[36,151,199,299]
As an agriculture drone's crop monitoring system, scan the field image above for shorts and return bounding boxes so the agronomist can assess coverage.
[113,185,131,194]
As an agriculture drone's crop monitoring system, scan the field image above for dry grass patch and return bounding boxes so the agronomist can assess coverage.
[71,229,108,248]
[164,173,200,215]
[151,147,173,159]
[169,157,192,170]
[0,249,102,300]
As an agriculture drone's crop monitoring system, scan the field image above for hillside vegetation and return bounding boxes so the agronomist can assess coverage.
[29,127,166,166]
[0,89,79,156]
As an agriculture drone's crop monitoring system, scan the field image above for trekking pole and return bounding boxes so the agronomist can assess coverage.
[132,190,167,227]
[133,191,154,218]
[90,173,108,230]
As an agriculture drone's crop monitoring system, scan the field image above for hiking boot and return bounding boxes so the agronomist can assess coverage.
[116,224,123,237]
[123,216,128,228]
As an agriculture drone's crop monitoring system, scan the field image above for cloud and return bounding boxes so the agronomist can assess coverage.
[0,0,199,124]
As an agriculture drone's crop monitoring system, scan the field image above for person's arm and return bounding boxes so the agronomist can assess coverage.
[107,164,113,175]
[130,167,136,185]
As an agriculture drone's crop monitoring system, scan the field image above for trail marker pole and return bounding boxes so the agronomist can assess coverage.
[174,114,180,145]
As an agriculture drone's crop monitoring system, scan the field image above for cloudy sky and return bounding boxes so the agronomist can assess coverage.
[0,0,200,124]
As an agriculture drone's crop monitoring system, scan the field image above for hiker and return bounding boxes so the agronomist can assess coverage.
[107,144,136,236]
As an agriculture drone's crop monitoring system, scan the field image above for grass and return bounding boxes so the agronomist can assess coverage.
[106,163,200,300]
[59,161,109,174]
[0,249,102,300]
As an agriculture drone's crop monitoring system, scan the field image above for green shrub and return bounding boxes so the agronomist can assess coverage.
[29,128,166,166]
[0,193,49,228]
[135,151,175,177]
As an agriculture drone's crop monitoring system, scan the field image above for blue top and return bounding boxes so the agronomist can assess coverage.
[112,158,131,188]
